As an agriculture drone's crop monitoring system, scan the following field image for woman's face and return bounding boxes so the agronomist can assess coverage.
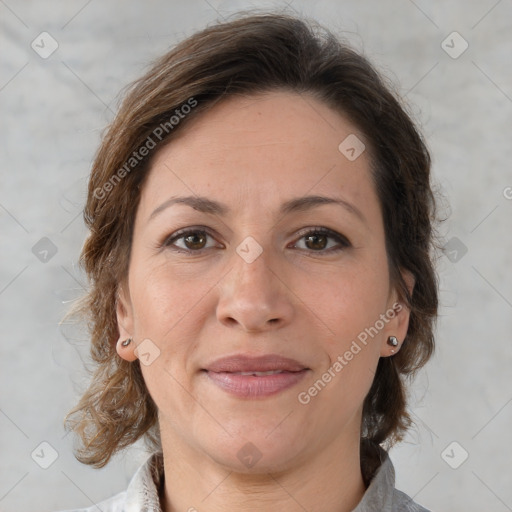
[116,91,412,472]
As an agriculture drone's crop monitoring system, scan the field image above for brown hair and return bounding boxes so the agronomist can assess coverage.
[64,11,439,468]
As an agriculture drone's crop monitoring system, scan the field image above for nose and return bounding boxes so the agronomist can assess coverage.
[216,247,294,333]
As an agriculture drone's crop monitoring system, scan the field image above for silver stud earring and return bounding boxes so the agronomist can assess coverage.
[121,338,132,347]
[387,336,399,347]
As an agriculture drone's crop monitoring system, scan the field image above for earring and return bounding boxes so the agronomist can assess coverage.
[121,338,132,347]
[387,336,399,347]
[387,336,399,354]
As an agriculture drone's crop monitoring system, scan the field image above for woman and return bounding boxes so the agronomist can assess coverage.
[61,12,438,512]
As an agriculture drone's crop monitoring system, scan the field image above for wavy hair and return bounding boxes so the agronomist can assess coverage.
[64,11,439,468]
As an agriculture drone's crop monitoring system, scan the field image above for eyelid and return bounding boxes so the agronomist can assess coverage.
[162,226,222,251]
[162,226,351,254]
[290,226,351,251]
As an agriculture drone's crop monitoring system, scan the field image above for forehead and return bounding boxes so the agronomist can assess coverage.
[138,91,379,223]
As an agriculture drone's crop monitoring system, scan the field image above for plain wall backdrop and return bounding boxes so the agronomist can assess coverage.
[1,1,511,511]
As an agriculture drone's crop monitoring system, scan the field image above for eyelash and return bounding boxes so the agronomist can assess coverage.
[162,226,351,256]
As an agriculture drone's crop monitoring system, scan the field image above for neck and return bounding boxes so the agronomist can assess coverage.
[159,425,366,512]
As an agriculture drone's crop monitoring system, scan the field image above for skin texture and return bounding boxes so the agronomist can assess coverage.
[115,91,413,512]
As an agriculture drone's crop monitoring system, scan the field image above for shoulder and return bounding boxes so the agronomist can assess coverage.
[392,488,431,511]
[355,442,431,512]
[55,489,127,512]
[54,451,164,512]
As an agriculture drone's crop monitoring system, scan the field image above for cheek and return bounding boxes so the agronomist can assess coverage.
[296,260,391,344]
[127,262,208,398]
[129,258,214,337]
[296,257,390,406]
[298,270,385,418]
[131,262,208,416]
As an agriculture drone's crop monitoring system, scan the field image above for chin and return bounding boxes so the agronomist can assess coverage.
[201,423,308,475]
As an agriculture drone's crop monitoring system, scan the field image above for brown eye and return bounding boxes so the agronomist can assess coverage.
[304,233,328,251]
[293,227,351,254]
[164,228,217,253]
[182,232,207,250]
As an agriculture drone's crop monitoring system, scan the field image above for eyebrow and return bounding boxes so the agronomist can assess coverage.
[148,194,366,223]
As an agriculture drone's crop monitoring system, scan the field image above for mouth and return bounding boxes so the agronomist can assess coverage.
[232,370,290,376]
[202,354,310,398]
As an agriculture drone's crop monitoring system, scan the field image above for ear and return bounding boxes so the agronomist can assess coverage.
[115,283,138,362]
[380,269,415,357]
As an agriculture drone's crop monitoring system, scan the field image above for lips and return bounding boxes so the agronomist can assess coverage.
[203,354,309,398]
[236,370,285,376]
[204,354,307,373]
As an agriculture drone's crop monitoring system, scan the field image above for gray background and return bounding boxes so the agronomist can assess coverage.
[1,1,511,511]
